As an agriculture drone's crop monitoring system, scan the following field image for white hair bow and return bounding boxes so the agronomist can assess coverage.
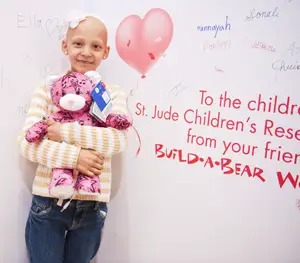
[65,12,105,29]
[67,15,87,29]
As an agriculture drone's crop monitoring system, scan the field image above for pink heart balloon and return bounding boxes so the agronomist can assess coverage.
[116,8,173,77]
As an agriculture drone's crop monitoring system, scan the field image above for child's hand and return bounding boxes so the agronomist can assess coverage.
[76,149,104,176]
[46,120,62,142]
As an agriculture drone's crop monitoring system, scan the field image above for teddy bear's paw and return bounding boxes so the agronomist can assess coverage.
[76,174,101,196]
[25,121,48,142]
[49,169,75,199]
[107,114,132,130]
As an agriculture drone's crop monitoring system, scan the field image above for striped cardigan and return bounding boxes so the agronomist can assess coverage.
[18,81,128,202]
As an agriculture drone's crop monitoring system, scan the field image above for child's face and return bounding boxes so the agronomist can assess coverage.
[62,17,110,74]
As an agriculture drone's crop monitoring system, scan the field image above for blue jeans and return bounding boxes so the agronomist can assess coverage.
[25,195,108,263]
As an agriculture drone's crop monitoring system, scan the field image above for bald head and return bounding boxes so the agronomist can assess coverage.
[66,16,108,45]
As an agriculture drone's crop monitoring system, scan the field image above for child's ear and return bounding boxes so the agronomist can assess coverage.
[103,46,110,60]
[62,40,68,55]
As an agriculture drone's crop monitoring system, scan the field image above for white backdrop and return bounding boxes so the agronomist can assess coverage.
[0,0,299,262]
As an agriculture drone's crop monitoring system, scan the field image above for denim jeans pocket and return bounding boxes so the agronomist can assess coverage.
[30,195,53,217]
[96,202,108,222]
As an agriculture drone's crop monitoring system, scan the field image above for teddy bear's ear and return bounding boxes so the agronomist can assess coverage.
[85,71,101,84]
[46,75,60,87]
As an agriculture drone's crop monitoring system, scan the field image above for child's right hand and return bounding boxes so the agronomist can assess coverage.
[76,149,104,176]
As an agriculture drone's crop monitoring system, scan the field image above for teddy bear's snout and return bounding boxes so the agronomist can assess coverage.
[59,94,86,112]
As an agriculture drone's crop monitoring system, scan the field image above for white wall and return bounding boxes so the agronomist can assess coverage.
[1,0,299,262]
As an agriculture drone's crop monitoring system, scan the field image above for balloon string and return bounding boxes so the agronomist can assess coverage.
[126,78,142,157]
[131,126,141,156]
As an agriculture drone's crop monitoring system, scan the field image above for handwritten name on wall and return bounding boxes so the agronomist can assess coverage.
[135,89,299,189]
[197,16,231,38]
[252,41,275,52]
[245,7,279,21]
[16,13,66,40]
[203,40,231,52]
[272,42,300,72]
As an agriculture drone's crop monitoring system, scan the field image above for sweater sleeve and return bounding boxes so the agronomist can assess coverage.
[60,85,129,155]
[18,83,81,168]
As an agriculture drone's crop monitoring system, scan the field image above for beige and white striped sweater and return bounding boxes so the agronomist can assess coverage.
[18,81,128,202]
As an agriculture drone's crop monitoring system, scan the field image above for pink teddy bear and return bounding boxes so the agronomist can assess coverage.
[26,71,131,200]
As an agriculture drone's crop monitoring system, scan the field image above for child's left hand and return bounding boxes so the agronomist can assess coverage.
[46,120,62,142]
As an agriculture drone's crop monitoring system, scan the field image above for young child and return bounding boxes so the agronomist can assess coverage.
[18,15,129,263]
